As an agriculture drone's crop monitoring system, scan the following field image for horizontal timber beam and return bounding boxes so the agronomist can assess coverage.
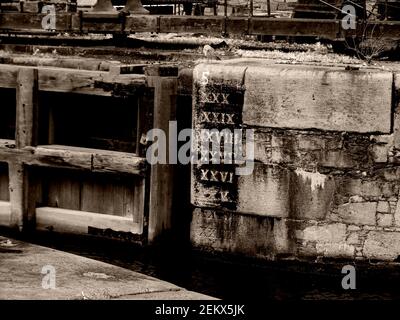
[0,64,146,96]
[0,143,148,176]
[36,207,143,235]
[1,13,400,40]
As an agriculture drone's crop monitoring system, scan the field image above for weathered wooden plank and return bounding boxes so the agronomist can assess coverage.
[21,1,42,13]
[100,178,132,218]
[36,207,142,234]
[147,75,177,242]
[0,200,11,227]
[225,17,249,35]
[136,88,154,157]
[79,173,135,217]
[81,20,123,33]
[124,14,157,33]
[159,15,223,34]
[131,176,145,233]
[8,162,25,230]
[0,174,9,201]
[28,145,93,171]
[16,68,38,148]
[0,65,18,88]
[25,145,147,175]
[108,63,146,76]
[243,64,393,133]
[341,20,400,41]
[38,67,127,94]
[80,179,103,214]
[0,64,146,96]
[0,13,400,40]
[0,146,25,163]
[0,145,148,175]
[47,171,81,210]
[250,17,339,38]
[25,166,42,227]
[0,162,10,201]
[92,152,147,175]
[5,56,108,71]
[0,13,73,32]
[81,12,121,19]
[0,139,15,148]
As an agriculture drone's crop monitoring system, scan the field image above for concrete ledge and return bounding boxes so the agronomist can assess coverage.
[0,236,215,300]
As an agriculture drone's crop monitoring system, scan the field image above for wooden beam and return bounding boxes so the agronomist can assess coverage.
[0,139,16,149]
[0,55,114,72]
[146,73,177,243]
[0,13,74,32]
[36,207,142,235]
[8,161,26,230]
[0,200,11,227]
[0,64,146,96]
[16,68,38,148]
[1,12,400,40]
[0,145,148,176]
[132,177,145,235]
[26,145,148,176]
[0,145,25,163]
[158,16,223,34]
[249,17,339,38]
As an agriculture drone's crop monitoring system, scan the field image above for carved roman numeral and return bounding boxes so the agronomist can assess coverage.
[220,191,231,202]
[199,91,230,104]
[199,169,234,184]
[200,111,235,124]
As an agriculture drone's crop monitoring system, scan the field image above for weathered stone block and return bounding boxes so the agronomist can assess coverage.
[349,195,364,203]
[301,223,355,258]
[318,150,357,168]
[337,202,377,225]
[377,213,393,227]
[302,223,347,243]
[371,145,388,163]
[297,135,325,150]
[370,134,394,144]
[237,165,290,217]
[339,178,393,199]
[315,243,355,258]
[346,232,360,245]
[237,164,335,220]
[394,198,400,226]
[364,231,400,260]
[377,201,390,213]
[190,208,292,258]
[193,63,247,87]
[243,64,393,133]
[347,225,361,231]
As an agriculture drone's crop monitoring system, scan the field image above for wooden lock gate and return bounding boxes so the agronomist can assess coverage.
[0,60,181,244]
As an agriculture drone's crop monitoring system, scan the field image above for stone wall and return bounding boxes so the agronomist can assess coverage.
[190,59,400,262]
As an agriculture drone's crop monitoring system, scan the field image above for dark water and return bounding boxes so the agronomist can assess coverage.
[3,229,400,300]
